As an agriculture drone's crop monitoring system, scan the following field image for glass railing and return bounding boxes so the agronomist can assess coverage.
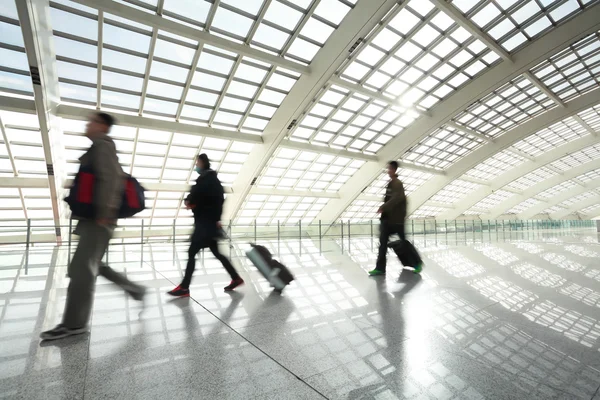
[0,218,597,248]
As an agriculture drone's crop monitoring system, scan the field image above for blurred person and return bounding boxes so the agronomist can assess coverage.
[369,161,423,276]
[167,153,243,297]
[41,112,146,341]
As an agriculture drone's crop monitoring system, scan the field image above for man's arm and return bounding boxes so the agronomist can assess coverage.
[380,180,406,213]
[92,141,123,221]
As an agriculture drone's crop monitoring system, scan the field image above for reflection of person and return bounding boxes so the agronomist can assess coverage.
[168,154,243,297]
[41,113,146,341]
[369,161,423,276]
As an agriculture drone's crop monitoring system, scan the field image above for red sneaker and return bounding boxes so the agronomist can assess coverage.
[224,278,244,292]
[167,285,190,297]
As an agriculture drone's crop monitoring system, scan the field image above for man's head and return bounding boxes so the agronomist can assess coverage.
[86,112,115,139]
[386,160,399,178]
[196,153,211,171]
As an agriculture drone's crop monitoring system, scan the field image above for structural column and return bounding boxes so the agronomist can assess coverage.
[16,0,67,243]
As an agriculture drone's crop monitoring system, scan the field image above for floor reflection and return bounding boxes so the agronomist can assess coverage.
[1,230,600,399]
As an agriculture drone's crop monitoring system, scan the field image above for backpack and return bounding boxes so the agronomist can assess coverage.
[65,165,145,219]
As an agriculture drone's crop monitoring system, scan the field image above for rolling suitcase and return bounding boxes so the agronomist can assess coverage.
[388,239,421,268]
[245,244,294,292]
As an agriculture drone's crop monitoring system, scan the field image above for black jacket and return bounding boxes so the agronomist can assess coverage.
[186,169,224,243]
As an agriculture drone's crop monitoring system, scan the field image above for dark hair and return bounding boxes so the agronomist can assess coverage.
[198,153,211,169]
[95,112,116,128]
[387,160,399,170]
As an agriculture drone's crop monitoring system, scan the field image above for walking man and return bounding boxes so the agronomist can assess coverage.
[40,113,146,341]
[167,153,243,297]
[369,161,423,276]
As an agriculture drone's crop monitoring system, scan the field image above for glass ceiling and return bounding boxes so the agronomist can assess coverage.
[1,0,600,234]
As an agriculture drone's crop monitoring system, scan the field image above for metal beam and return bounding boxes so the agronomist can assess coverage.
[223,0,400,222]
[429,0,512,62]
[314,5,600,223]
[69,0,310,75]
[445,121,492,143]
[0,95,37,114]
[281,139,378,162]
[440,121,600,220]
[519,176,600,220]
[580,205,600,219]
[524,71,566,108]
[16,0,67,242]
[328,76,428,117]
[422,89,600,220]
[489,161,600,219]
[573,115,599,137]
[0,177,49,188]
[552,195,600,219]
[57,104,263,144]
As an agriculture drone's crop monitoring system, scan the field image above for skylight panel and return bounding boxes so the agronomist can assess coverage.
[410,203,446,218]
[580,203,600,214]
[578,168,600,182]
[402,125,484,170]
[314,0,351,26]
[50,7,97,40]
[531,31,600,102]
[163,0,211,26]
[468,189,514,214]
[221,0,265,16]
[0,48,28,72]
[102,49,147,74]
[507,167,558,191]
[466,149,525,181]
[0,71,34,97]
[235,194,329,225]
[212,7,253,40]
[153,38,196,65]
[558,190,597,207]
[263,0,303,30]
[549,143,600,171]
[252,24,290,52]
[451,0,597,53]
[103,23,151,53]
[453,74,555,138]
[300,18,336,45]
[537,180,579,199]
[431,179,483,204]
[510,116,588,157]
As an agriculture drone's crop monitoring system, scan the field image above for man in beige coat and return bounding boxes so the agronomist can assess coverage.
[41,113,145,341]
[369,161,423,276]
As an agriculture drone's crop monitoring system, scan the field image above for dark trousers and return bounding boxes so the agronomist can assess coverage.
[376,221,421,271]
[63,220,144,328]
[181,239,239,289]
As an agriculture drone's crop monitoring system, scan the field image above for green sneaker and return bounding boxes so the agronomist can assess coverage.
[413,263,423,274]
[368,269,386,276]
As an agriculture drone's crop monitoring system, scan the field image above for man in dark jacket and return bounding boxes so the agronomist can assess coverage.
[40,113,146,341]
[167,154,243,296]
[369,161,423,276]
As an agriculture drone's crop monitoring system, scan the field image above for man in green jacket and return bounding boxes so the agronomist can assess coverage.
[369,161,423,276]
[40,112,146,341]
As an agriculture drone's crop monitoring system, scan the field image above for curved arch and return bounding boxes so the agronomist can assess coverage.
[518,177,600,219]
[414,90,600,220]
[437,132,600,220]
[552,196,600,219]
[581,205,600,219]
[222,0,399,221]
[315,8,600,223]
[485,161,600,219]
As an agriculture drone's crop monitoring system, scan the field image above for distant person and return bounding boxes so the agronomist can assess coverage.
[167,153,243,297]
[369,161,423,276]
[41,112,146,341]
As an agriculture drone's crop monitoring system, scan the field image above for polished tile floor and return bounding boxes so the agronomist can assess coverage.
[1,229,600,399]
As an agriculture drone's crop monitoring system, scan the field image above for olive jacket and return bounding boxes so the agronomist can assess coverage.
[380,176,407,224]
